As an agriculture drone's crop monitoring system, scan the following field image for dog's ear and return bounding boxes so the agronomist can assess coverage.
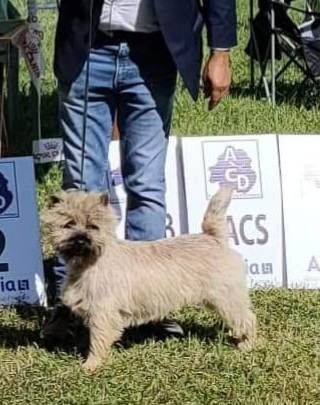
[99,192,110,206]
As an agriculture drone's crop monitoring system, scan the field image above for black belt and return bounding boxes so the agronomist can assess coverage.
[95,29,162,44]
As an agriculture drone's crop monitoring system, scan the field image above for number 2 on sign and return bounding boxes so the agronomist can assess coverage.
[0,231,9,272]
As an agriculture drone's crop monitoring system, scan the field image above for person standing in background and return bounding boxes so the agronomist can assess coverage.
[43,0,237,340]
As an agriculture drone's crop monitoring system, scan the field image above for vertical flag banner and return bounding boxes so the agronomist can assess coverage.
[0,157,46,305]
[279,135,320,288]
[182,135,284,288]
[12,0,44,95]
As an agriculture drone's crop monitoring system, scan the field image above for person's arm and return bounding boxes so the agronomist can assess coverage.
[203,0,237,49]
[202,0,237,109]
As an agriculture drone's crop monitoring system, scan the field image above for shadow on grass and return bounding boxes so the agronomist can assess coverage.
[231,80,320,110]
[0,304,227,358]
[119,319,225,349]
[0,305,47,350]
[41,319,228,361]
[0,324,41,349]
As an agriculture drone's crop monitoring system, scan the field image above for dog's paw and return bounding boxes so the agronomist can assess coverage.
[82,358,101,374]
[236,338,256,351]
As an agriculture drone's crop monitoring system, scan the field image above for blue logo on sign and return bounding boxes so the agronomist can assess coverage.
[0,172,13,215]
[0,162,19,219]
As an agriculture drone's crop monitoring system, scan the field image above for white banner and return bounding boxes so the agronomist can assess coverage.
[12,0,43,94]
[279,135,320,288]
[182,135,284,288]
[0,157,46,305]
[108,137,188,239]
[165,136,188,236]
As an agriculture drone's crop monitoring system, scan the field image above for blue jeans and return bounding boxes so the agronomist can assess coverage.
[59,32,177,241]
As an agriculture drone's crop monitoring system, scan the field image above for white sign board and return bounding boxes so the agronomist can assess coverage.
[109,137,188,239]
[108,141,127,238]
[279,135,320,288]
[33,138,64,164]
[0,157,46,305]
[182,135,284,288]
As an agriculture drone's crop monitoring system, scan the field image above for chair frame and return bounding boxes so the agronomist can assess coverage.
[249,0,320,104]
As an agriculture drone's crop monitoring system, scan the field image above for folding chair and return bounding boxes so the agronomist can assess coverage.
[36,0,59,10]
[247,0,320,104]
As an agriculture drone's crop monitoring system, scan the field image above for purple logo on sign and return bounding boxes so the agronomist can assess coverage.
[209,146,257,193]
[111,168,123,187]
[0,172,13,214]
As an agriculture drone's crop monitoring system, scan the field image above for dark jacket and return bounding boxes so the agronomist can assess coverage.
[54,0,237,100]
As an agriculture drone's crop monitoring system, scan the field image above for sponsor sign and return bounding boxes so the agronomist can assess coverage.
[33,138,64,164]
[108,141,127,238]
[279,135,320,288]
[108,137,188,239]
[164,136,188,236]
[0,157,46,305]
[182,135,284,288]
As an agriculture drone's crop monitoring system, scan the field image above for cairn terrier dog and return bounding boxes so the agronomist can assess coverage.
[43,186,256,372]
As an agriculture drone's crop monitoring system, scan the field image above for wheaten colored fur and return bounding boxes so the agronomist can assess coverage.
[43,186,257,372]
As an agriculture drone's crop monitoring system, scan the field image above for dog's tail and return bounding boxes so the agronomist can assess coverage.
[201,185,233,246]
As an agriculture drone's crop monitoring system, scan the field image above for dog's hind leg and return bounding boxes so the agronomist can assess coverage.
[83,314,124,372]
[204,287,257,350]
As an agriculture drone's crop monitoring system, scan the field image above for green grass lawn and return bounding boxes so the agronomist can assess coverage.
[1,1,319,404]
[1,290,319,404]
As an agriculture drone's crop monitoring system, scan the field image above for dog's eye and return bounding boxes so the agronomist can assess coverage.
[63,220,76,229]
[87,224,99,231]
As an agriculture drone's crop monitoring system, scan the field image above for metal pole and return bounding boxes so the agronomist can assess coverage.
[27,0,38,21]
[270,2,276,105]
[250,0,255,91]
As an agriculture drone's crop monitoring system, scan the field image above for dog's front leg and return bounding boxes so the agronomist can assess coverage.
[83,315,123,373]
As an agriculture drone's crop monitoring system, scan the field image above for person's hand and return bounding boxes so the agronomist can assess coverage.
[202,51,232,110]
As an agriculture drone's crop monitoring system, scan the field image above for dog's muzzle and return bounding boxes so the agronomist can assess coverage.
[73,233,91,249]
[59,232,93,258]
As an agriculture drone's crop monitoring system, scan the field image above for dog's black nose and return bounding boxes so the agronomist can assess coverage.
[73,233,91,248]
[76,238,87,247]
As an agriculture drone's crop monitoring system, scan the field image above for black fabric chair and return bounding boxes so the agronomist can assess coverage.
[247,0,320,103]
